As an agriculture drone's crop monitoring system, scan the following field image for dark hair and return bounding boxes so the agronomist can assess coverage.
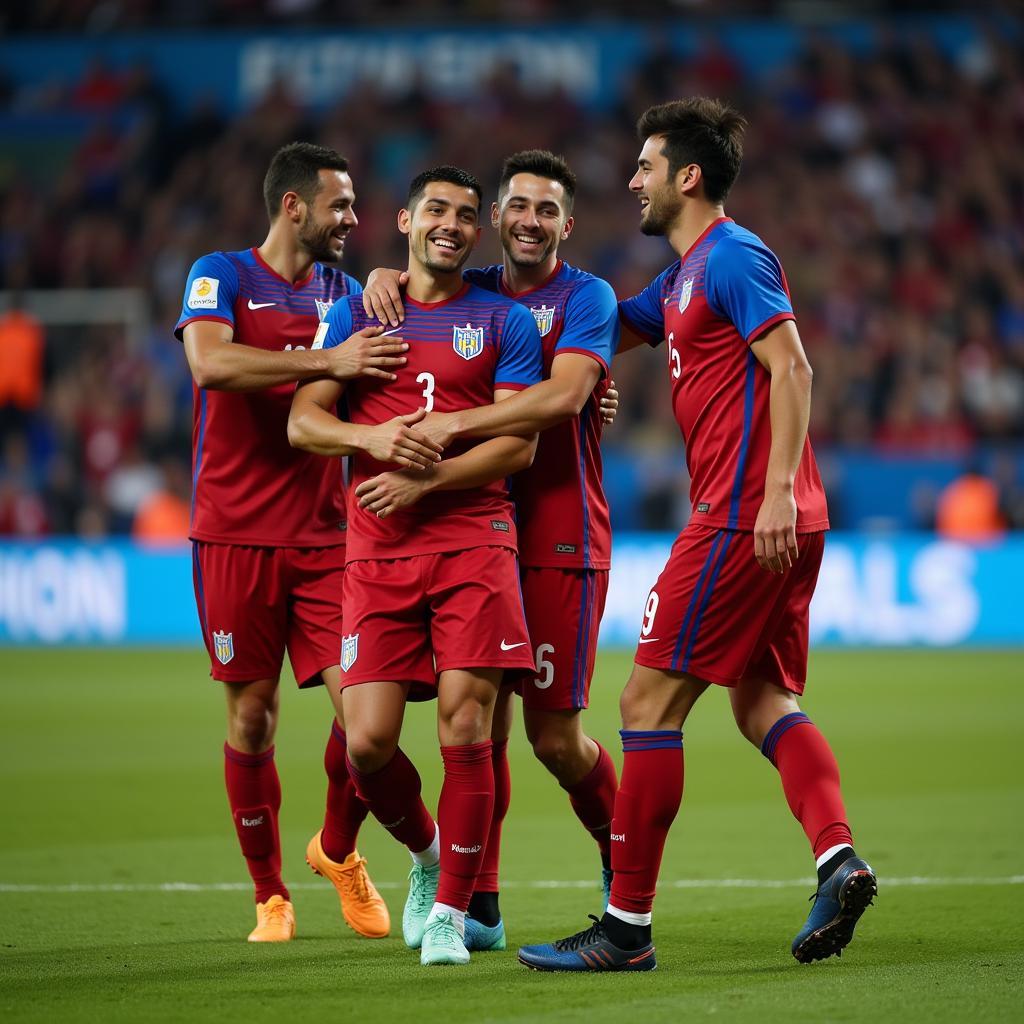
[498,149,576,213]
[407,165,483,212]
[636,98,747,204]
[263,142,349,221]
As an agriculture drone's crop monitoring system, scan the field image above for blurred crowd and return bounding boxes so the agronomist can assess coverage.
[2,17,1024,537]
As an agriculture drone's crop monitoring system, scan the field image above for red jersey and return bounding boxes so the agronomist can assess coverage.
[619,219,829,533]
[175,248,360,547]
[466,262,617,571]
[317,283,543,561]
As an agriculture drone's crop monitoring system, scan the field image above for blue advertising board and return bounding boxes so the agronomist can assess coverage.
[0,534,1020,649]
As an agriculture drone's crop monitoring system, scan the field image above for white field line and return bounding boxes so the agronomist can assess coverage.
[1,876,1020,895]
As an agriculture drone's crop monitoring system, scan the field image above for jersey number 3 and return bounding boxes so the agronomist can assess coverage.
[417,371,435,412]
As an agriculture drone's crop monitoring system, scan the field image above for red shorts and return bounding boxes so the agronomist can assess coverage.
[192,542,345,688]
[339,546,534,692]
[509,567,609,711]
[633,526,825,695]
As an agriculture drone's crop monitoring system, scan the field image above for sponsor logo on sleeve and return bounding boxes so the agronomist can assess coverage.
[530,304,555,336]
[490,520,511,532]
[453,323,485,360]
[555,543,577,554]
[213,629,234,664]
[696,502,711,514]
[188,277,220,310]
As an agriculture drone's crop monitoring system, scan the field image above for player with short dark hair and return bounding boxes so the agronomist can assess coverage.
[175,141,433,944]
[288,165,543,966]
[358,148,620,953]
[519,98,875,973]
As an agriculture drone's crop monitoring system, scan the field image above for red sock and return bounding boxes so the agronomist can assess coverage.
[321,721,369,862]
[346,748,436,854]
[563,741,618,868]
[436,741,495,911]
[474,738,510,893]
[608,731,684,915]
[761,712,853,858]
[224,743,288,904]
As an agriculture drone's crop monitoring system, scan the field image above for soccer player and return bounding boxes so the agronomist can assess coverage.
[518,98,876,973]
[175,142,437,943]
[287,166,543,966]
[358,150,620,953]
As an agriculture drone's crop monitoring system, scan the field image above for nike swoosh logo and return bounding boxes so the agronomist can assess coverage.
[500,640,527,651]
[247,299,277,310]
[638,637,660,644]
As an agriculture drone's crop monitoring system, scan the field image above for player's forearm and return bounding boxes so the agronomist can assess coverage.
[450,380,582,438]
[423,436,538,492]
[764,360,813,494]
[191,343,332,391]
[287,403,364,457]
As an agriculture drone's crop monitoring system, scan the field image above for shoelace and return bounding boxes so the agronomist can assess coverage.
[552,915,605,952]
[408,864,435,911]
[427,914,461,949]
[265,900,291,925]
[345,858,370,901]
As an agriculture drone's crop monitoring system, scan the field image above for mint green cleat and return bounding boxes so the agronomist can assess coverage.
[464,916,506,951]
[403,862,440,949]
[420,912,471,966]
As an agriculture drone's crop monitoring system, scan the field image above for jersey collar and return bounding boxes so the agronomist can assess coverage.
[405,281,471,310]
[499,259,563,299]
[251,247,316,290]
[679,217,732,266]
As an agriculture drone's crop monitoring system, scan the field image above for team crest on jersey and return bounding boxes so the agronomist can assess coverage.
[530,304,555,337]
[188,277,219,310]
[315,299,333,321]
[341,633,359,672]
[213,630,234,665]
[453,323,485,360]
[678,277,694,313]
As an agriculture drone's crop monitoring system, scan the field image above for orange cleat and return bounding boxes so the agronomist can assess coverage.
[306,830,390,939]
[247,894,295,942]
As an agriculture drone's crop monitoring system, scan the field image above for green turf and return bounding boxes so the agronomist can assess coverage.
[1,648,1022,1022]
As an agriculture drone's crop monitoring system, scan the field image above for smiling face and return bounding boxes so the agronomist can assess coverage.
[494,172,573,269]
[296,169,357,263]
[400,181,481,275]
[629,135,685,237]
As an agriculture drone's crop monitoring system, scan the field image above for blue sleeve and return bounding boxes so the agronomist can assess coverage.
[705,237,794,343]
[314,298,354,350]
[174,253,238,340]
[495,303,543,389]
[557,277,619,375]
[617,265,674,347]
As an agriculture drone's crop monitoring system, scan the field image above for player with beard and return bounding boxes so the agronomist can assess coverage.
[358,151,619,953]
[176,142,440,943]
[518,98,875,973]
[288,166,542,966]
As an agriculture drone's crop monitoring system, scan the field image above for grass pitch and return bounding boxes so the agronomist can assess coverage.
[1,648,1022,1022]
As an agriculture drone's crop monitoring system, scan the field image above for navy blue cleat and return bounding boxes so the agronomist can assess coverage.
[518,915,656,973]
[792,856,877,963]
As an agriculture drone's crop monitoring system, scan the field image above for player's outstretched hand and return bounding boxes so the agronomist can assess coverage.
[362,268,408,327]
[600,379,619,426]
[753,489,799,574]
[355,468,432,518]
[360,408,443,470]
[326,325,408,381]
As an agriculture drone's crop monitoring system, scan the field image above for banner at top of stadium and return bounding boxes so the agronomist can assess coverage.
[0,17,993,114]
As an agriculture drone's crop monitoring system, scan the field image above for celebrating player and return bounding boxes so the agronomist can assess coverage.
[175,142,432,943]
[359,150,620,953]
[287,166,543,966]
[519,99,876,973]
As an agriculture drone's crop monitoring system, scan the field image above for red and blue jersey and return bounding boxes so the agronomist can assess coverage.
[466,261,617,570]
[317,283,543,561]
[619,218,829,533]
[174,247,360,547]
